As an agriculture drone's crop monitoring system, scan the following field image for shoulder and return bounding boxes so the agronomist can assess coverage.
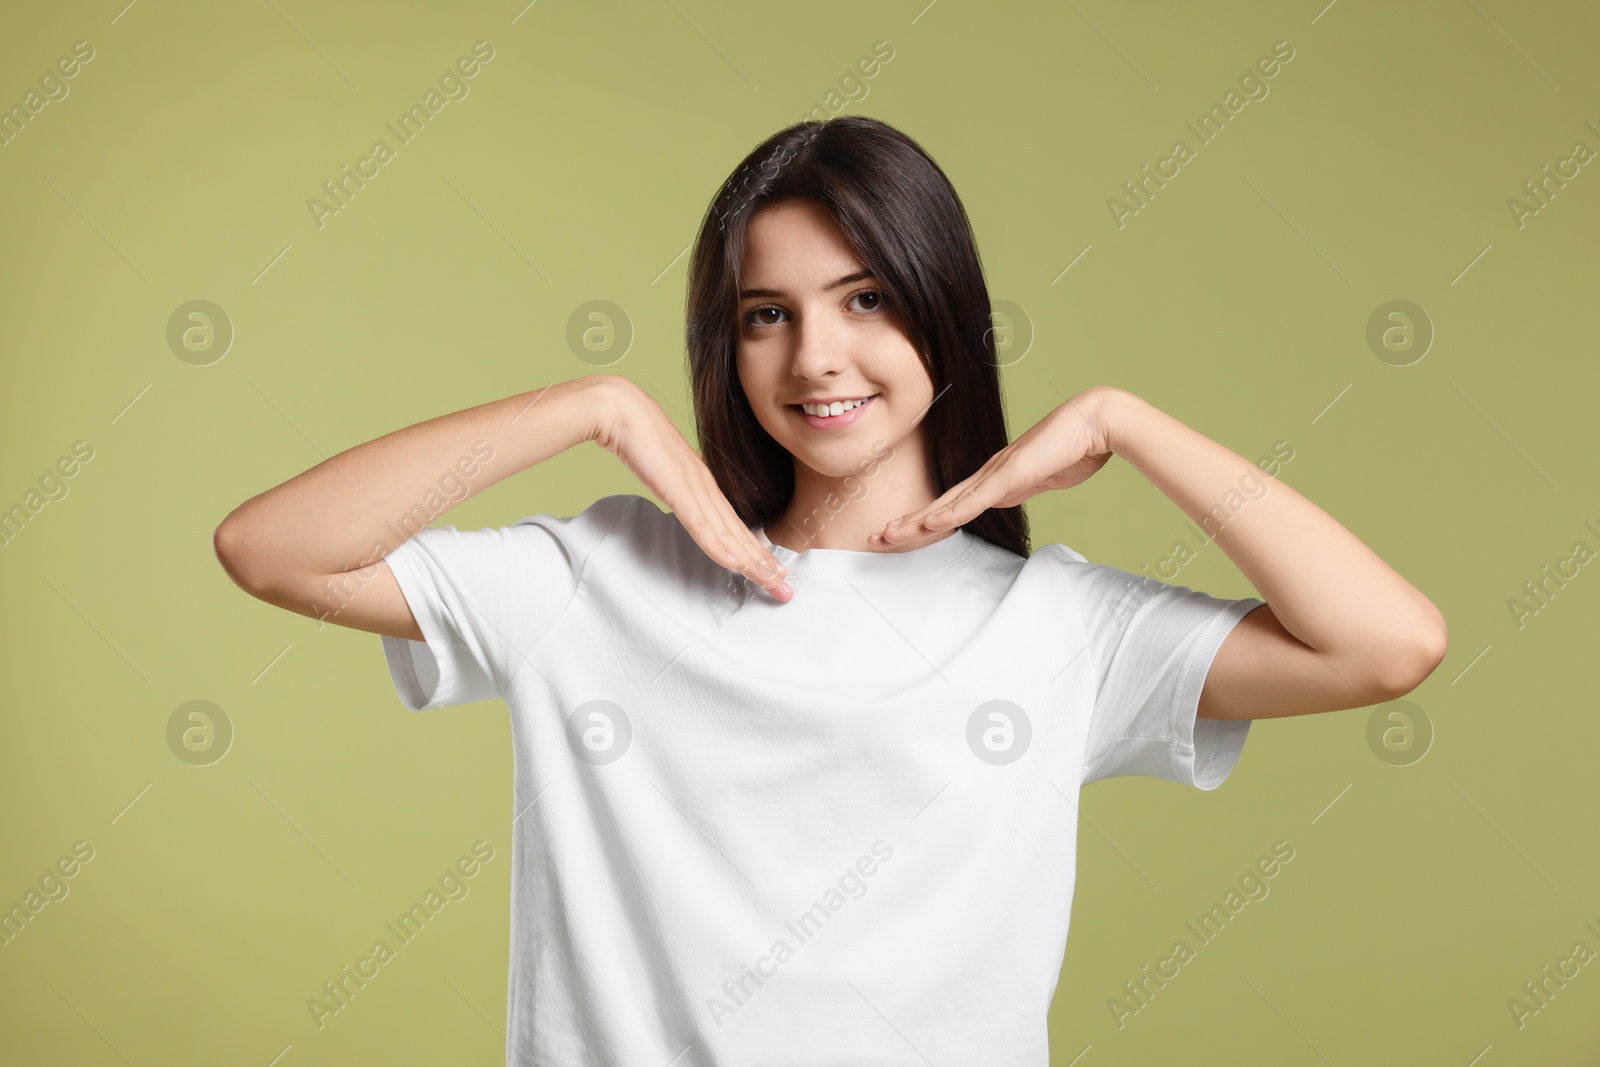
[508,493,657,564]
[960,536,1102,601]
[1026,540,1161,590]
[1016,539,1096,577]
[1018,539,1167,617]
[1028,540,1090,566]
[948,536,1094,584]
[509,492,708,576]
[511,493,655,533]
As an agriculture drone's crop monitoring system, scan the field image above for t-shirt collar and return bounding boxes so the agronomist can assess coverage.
[752,522,974,580]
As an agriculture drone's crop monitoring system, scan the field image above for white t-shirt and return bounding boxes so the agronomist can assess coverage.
[379,492,1264,1066]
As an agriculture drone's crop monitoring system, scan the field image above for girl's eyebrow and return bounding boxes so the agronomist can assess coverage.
[739,269,875,300]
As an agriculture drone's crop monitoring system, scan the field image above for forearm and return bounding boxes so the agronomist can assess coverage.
[214,374,616,591]
[1095,387,1447,678]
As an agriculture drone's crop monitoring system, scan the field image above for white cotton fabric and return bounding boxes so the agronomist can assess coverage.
[379,493,1264,1066]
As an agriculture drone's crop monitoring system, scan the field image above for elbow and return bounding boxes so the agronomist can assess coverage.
[212,513,263,595]
[1372,620,1449,700]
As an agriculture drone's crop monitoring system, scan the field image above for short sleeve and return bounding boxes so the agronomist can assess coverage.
[1054,546,1266,790]
[379,493,636,711]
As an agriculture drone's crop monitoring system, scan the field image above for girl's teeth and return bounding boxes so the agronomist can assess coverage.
[802,397,871,417]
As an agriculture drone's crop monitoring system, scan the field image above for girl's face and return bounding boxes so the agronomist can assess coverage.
[734,198,934,479]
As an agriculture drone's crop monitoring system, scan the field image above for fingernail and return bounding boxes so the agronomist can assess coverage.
[777,581,793,596]
[887,517,903,530]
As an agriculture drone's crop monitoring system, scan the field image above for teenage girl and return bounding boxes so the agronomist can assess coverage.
[214,116,1446,1066]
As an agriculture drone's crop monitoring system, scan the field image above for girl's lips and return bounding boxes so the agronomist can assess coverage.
[792,395,876,430]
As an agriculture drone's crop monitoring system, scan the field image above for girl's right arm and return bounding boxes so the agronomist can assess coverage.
[212,374,790,645]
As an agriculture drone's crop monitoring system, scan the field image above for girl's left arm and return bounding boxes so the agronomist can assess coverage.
[1096,387,1448,720]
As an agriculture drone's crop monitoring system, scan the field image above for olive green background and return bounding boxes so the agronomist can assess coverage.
[3,0,1597,1063]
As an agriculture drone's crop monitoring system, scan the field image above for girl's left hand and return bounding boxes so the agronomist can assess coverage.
[870,387,1122,549]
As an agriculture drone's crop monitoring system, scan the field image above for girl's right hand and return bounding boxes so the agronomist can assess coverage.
[588,376,793,602]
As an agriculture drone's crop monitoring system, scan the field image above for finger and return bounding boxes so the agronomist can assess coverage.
[875,463,1001,546]
[693,487,791,599]
[867,523,954,550]
[991,481,1051,509]
[701,527,791,600]
[869,485,972,548]
[711,496,791,598]
[939,472,1049,516]
[679,495,771,586]
[924,483,986,526]
[621,409,791,600]
[878,465,1027,547]
[730,527,791,598]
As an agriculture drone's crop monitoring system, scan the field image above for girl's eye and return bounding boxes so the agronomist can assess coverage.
[743,289,887,329]
[850,290,884,313]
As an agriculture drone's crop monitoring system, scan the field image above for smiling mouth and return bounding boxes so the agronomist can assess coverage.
[790,395,878,418]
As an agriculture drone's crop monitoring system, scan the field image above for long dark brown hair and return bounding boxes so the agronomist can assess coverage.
[685,115,1030,559]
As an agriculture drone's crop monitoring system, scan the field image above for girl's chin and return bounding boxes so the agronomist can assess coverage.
[785,438,903,474]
